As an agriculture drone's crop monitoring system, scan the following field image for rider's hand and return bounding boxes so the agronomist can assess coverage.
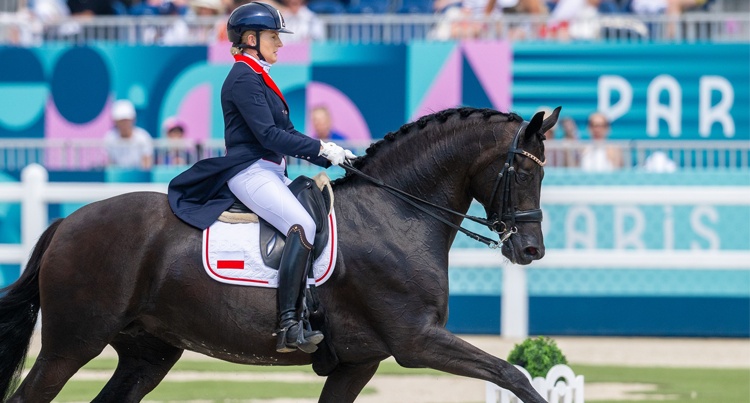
[319,141,355,166]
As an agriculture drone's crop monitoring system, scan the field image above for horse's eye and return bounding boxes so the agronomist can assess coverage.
[516,170,532,183]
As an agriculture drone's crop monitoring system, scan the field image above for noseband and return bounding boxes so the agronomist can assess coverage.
[339,120,545,249]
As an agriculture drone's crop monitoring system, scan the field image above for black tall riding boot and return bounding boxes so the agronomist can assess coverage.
[275,224,324,353]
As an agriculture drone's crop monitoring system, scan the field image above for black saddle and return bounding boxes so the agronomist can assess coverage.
[226,175,331,269]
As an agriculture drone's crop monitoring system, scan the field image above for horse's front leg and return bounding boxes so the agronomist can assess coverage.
[389,327,546,403]
[318,362,380,403]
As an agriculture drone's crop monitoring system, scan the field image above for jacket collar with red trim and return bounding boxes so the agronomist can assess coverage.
[233,53,288,109]
[234,53,270,74]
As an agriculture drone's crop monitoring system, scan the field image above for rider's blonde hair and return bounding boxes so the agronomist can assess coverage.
[230,31,255,56]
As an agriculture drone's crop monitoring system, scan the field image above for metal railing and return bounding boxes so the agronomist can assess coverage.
[0,12,748,46]
[0,138,747,172]
[544,139,750,170]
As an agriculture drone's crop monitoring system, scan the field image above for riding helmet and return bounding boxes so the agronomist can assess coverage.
[227,2,293,45]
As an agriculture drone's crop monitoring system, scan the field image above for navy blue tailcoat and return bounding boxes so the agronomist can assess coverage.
[168,54,330,229]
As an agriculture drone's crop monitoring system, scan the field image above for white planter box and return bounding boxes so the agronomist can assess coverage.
[485,364,584,403]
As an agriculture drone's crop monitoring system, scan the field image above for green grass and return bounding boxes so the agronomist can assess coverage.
[19,356,750,403]
[572,364,750,403]
[24,356,446,376]
[54,381,326,402]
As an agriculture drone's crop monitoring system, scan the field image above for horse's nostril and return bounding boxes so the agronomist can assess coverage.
[525,246,538,257]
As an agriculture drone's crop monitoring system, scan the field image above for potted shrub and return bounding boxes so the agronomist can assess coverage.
[507,336,568,378]
[486,336,584,403]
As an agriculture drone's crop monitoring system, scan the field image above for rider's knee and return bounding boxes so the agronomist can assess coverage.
[297,215,316,245]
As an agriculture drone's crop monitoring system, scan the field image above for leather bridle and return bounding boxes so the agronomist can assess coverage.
[485,122,546,244]
[339,121,546,249]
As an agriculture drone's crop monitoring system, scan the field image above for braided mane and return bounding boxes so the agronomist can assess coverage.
[333,107,522,186]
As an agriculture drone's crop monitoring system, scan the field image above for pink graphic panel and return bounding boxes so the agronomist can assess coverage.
[409,48,461,122]
[44,97,112,169]
[306,82,371,142]
[208,41,233,64]
[172,84,212,143]
[461,41,512,112]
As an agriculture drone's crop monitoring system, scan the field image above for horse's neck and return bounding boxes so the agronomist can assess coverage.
[361,130,479,212]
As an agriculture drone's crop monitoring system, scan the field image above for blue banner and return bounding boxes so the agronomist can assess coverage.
[512,43,750,141]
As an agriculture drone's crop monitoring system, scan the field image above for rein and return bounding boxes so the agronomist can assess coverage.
[338,121,546,249]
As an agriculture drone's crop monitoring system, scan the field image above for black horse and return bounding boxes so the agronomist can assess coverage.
[0,106,559,403]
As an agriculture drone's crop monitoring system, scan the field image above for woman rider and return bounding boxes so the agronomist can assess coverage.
[167,2,355,354]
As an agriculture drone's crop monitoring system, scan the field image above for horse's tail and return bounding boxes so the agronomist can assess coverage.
[0,218,63,400]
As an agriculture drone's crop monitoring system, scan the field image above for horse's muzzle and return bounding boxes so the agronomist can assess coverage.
[522,242,545,261]
[502,234,545,265]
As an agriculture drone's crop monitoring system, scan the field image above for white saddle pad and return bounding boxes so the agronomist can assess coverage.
[202,210,337,288]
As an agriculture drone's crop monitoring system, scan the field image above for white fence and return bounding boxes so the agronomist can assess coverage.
[485,364,584,403]
[1,165,750,336]
[0,164,166,267]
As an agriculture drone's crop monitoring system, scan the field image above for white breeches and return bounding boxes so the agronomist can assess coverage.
[228,159,316,245]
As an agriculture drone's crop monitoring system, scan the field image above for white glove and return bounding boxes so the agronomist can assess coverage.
[319,141,356,166]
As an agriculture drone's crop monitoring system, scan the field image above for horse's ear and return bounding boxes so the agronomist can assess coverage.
[525,110,545,139]
[540,106,562,137]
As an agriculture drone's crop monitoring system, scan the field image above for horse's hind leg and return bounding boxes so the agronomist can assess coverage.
[8,337,107,402]
[92,332,183,403]
[390,327,546,403]
[318,362,379,403]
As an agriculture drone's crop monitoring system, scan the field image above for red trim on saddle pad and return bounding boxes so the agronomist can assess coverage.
[202,212,337,287]
[316,214,335,282]
[217,260,244,269]
[204,226,270,284]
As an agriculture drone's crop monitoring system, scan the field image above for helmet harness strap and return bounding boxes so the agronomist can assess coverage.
[236,29,265,61]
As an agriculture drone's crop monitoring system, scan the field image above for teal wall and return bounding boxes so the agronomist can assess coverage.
[1,42,747,143]
[512,43,750,141]
[447,170,750,336]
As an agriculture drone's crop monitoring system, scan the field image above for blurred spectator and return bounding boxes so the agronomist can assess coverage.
[545,0,601,40]
[580,111,622,171]
[558,116,580,167]
[215,0,251,42]
[190,0,224,15]
[560,116,579,140]
[161,117,193,165]
[129,0,188,16]
[65,0,125,40]
[432,0,519,40]
[505,0,550,40]
[104,100,154,170]
[66,0,118,15]
[1,0,38,45]
[33,0,70,22]
[310,105,345,141]
[643,151,677,172]
[280,0,324,42]
[162,0,226,44]
[630,0,709,38]
[630,0,708,15]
